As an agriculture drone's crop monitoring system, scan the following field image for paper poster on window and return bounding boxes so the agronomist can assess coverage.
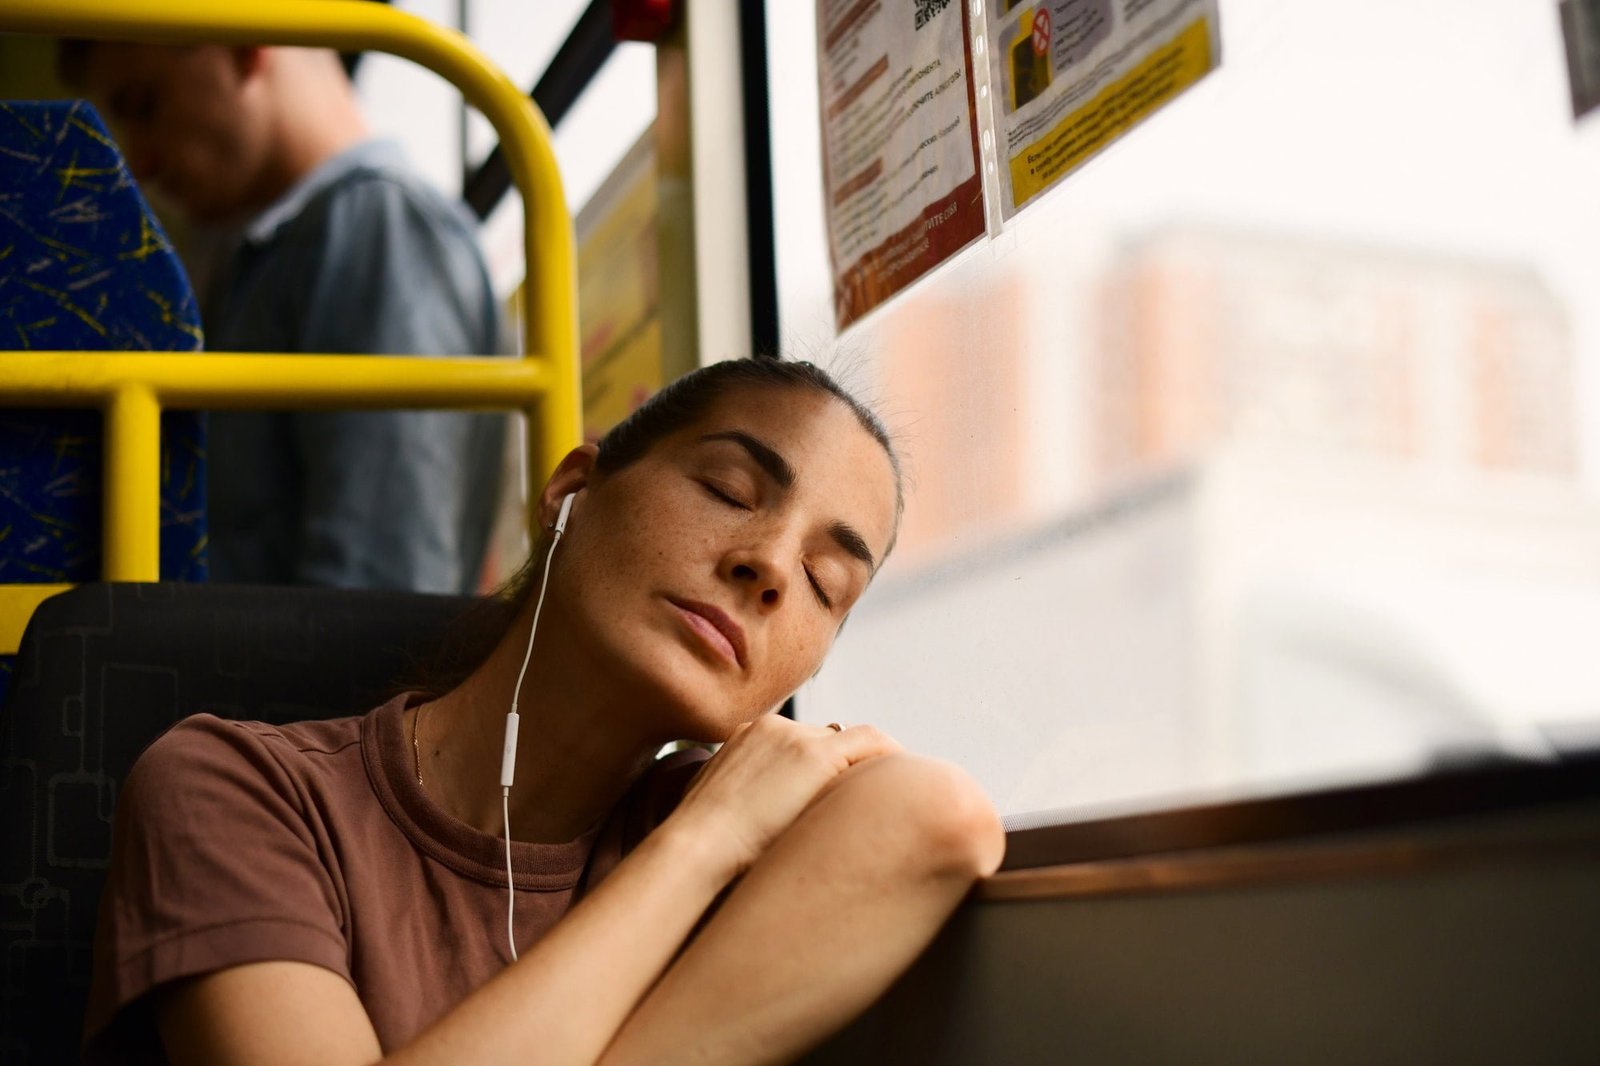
[984,0,1221,218]
[817,0,987,330]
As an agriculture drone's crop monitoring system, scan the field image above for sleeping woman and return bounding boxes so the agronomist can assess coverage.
[85,358,1004,1065]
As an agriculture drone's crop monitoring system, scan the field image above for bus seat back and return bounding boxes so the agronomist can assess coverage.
[0,582,476,1063]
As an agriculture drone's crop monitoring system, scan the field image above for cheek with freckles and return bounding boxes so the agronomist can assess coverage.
[752,615,833,709]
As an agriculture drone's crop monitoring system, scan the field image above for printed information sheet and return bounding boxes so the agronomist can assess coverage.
[575,131,666,440]
[984,0,1221,218]
[817,0,987,330]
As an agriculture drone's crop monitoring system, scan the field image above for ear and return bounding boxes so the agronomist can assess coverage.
[537,444,599,533]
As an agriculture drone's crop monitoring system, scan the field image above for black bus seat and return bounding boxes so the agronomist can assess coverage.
[0,582,474,1064]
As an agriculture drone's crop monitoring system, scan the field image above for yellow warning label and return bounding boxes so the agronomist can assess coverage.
[1009,17,1213,208]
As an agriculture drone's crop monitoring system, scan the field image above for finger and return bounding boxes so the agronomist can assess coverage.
[824,723,902,764]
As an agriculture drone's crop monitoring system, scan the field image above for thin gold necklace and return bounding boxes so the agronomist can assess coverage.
[412,702,427,787]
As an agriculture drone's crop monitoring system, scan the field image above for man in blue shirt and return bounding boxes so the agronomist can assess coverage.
[64,41,508,593]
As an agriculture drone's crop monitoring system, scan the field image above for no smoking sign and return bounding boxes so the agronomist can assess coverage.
[1032,8,1052,56]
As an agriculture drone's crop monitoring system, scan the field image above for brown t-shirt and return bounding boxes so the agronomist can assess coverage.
[84,693,708,1063]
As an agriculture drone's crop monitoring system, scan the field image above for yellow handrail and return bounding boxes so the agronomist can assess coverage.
[0,0,579,607]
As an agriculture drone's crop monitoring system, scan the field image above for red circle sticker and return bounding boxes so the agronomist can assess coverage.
[1032,8,1052,57]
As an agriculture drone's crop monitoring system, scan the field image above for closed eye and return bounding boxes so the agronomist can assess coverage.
[805,567,833,610]
[699,477,833,609]
[700,481,751,510]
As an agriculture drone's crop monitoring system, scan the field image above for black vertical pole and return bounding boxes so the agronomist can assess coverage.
[738,0,780,361]
[739,1,794,719]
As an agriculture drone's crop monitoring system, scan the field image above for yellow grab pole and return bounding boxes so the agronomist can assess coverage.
[0,352,549,408]
[0,0,580,522]
[0,0,576,335]
[0,585,73,655]
[103,385,162,581]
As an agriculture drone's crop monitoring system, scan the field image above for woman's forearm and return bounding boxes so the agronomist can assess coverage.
[392,720,949,1066]
[157,720,932,1066]
[594,753,1003,1066]
[155,811,743,1066]
[387,818,737,1066]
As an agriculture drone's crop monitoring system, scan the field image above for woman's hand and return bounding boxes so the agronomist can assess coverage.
[665,715,902,878]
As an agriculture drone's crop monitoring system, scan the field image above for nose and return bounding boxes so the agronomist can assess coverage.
[724,550,785,609]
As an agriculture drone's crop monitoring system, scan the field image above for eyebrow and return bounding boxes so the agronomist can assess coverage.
[697,430,878,572]
[698,430,795,487]
[827,520,877,571]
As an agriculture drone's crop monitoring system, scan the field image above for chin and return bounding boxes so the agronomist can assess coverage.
[575,602,783,743]
[627,649,768,745]
[647,676,752,745]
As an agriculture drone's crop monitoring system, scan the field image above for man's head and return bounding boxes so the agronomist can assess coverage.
[58,40,361,225]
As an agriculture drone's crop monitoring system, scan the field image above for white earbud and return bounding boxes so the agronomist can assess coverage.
[554,491,575,534]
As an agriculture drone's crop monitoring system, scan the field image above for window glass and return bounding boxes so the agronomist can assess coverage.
[478,44,657,297]
[362,2,656,293]
[463,0,591,166]
[463,0,658,211]
[356,0,464,194]
[770,0,1600,823]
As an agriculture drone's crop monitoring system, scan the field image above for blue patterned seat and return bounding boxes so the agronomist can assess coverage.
[0,100,208,708]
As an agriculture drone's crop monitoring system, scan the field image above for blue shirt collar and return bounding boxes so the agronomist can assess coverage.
[242,138,409,245]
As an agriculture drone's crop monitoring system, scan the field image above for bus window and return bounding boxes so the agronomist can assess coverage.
[360,0,657,294]
[768,0,1600,825]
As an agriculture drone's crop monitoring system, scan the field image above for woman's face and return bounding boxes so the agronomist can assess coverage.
[550,386,899,742]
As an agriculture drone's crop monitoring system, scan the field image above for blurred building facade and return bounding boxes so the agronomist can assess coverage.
[874,225,1577,564]
[813,448,1600,819]
[819,226,1598,819]
[1095,228,1576,487]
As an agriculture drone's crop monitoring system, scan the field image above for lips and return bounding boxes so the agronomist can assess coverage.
[667,597,747,669]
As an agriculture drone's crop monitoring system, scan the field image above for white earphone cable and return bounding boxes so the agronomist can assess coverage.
[511,525,562,719]
[503,523,564,963]
[503,786,517,960]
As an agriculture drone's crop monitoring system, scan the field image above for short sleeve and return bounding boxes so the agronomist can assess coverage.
[84,717,351,1060]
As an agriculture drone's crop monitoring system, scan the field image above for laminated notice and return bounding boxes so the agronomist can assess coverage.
[817,0,987,330]
[983,0,1221,218]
